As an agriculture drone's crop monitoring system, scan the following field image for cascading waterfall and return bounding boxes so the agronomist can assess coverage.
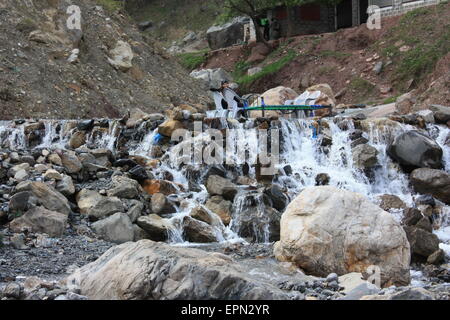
[0,118,449,253]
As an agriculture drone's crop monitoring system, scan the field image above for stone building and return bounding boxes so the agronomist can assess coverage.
[265,0,442,37]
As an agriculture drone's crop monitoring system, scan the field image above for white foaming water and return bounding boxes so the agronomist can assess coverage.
[0,122,27,150]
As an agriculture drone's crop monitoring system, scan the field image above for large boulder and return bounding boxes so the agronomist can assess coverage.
[189,68,233,90]
[274,186,411,287]
[10,207,67,237]
[67,240,292,300]
[250,86,298,118]
[387,131,443,170]
[410,168,450,204]
[107,40,134,71]
[16,182,71,215]
[352,144,379,169]
[206,16,250,50]
[91,213,134,244]
[158,120,184,138]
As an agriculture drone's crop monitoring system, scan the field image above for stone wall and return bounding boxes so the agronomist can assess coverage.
[370,0,442,18]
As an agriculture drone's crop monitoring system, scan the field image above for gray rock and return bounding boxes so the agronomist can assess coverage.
[151,193,175,215]
[60,152,83,174]
[404,226,440,261]
[56,175,75,197]
[205,195,232,226]
[136,215,172,241]
[68,240,294,300]
[390,287,434,300]
[410,168,450,204]
[127,201,143,223]
[183,216,218,243]
[352,144,378,168]
[92,212,134,244]
[89,197,125,220]
[9,206,68,237]
[206,175,237,198]
[16,182,71,215]
[10,233,28,250]
[387,130,443,170]
[427,249,445,265]
[107,176,140,199]
[341,283,379,300]
[206,16,250,50]
[3,282,22,299]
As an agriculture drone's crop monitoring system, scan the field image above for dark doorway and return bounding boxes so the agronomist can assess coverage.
[360,0,369,24]
[336,0,353,29]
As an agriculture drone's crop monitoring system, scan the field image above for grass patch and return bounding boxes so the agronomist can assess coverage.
[176,50,209,71]
[236,50,297,87]
[382,94,402,104]
[349,77,376,103]
[97,0,123,12]
[317,50,351,60]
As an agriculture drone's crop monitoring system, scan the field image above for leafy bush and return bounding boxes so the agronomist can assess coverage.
[176,50,209,71]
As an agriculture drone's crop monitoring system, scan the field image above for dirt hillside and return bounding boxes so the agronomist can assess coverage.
[0,0,210,120]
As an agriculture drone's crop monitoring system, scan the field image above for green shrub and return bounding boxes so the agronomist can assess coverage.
[176,50,209,71]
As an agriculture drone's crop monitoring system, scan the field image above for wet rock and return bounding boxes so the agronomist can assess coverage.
[142,180,179,196]
[129,165,149,183]
[379,194,406,211]
[10,206,68,237]
[76,189,103,215]
[60,152,83,174]
[315,173,330,186]
[69,131,86,149]
[88,197,125,221]
[429,104,450,124]
[182,216,218,243]
[395,92,416,115]
[151,193,175,215]
[237,206,281,242]
[350,137,369,148]
[404,226,440,261]
[415,194,435,207]
[16,182,71,215]
[274,186,411,287]
[205,196,232,225]
[190,206,213,225]
[56,175,75,197]
[77,120,95,131]
[352,144,378,169]
[136,215,172,241]
[107,176,140,199]
[427,249,445,265]
[410,168,450,204]
[158,120,184,137]
[387,131,443,170]
[264,185,288,212]
[402,208,423,226]
[91,213,134,244]
[206,175,237,198]
[68,240,294,300]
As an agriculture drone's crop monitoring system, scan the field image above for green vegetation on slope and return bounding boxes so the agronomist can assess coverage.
[176,50,209,71]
